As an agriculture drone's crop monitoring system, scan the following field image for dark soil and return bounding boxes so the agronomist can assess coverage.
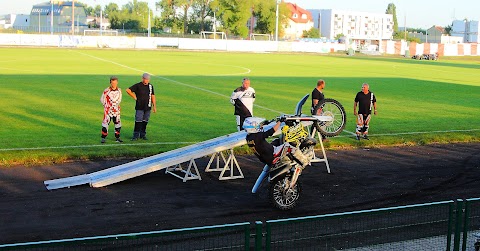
[1,143,479,244]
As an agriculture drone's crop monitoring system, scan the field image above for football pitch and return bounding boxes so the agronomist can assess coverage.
[0,47,479,165]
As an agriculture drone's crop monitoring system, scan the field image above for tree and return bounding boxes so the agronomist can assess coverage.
[104,3,119,18]
[385,3,398,33]
[252,0,275,35]
[251,0,288,38]
[335,33,344,40]
[302,27,320,38]
[407,36,420,43]
[93,5,102,16]
[125,0,150,30]
[84,6,95,16]
[191,0,213,32]
[444,24,452,35]
[178,0,195,34]
[211,0,255,37]
[157,0,182,33]
[108,0,150,30]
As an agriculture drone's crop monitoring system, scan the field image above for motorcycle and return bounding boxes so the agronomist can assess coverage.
[252,94,346,210]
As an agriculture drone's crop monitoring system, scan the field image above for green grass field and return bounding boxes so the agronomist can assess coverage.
[0,47,479,165]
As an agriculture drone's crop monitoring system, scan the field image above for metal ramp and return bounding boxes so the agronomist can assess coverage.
[44,131,247,190]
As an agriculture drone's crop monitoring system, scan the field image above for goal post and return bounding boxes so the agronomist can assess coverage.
[249,33,272,41]
[200,31,227,40]
[83,29,119,36]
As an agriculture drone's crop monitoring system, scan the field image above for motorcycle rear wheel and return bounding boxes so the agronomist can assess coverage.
[269,176,302,210]
[315,98,346,137]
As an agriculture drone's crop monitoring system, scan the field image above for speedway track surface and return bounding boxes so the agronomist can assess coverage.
[1,143,480,244]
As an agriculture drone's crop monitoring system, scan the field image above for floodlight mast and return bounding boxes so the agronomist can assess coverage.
[100,9,103,36]
[213,11,216,39]
[275,0,280,41]
[50,1,53,35]
[71,0,75,35]
[148,4,151,37]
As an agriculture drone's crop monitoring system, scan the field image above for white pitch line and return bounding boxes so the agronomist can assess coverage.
[342,129,357,136]
[73,50,285,114]
[0,142,198,152]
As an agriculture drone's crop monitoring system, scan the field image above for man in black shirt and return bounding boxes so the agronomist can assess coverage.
[126,73,157,140]
[311,79,325,115]
[354,83,377,140]
[311,79,327,141]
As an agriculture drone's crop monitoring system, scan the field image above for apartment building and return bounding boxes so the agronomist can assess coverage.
[309,9,394,41]
[451,19,479,43]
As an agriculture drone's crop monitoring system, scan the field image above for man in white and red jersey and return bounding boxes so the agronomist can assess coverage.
[230,78,255,131]
[100,76,123,143]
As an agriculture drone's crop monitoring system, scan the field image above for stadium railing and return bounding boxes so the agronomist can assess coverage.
[2,198,480,251]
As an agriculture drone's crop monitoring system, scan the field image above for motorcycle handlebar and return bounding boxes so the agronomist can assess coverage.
[273,115,320,122]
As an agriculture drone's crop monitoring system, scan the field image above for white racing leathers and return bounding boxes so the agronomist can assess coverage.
[101,87,122,138]
[230,86,255,131]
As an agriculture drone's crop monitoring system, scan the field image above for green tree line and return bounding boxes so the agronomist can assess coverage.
[78,0,290,37]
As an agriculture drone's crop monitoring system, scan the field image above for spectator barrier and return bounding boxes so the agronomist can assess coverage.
[2,198,480,250]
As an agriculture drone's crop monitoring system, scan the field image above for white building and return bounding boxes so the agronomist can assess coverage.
[0,14,30,29]
[284,3,314,40]
[309,9,394,42]
[451,20,479,43]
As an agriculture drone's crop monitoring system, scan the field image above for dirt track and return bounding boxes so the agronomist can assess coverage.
[1,142,480,244]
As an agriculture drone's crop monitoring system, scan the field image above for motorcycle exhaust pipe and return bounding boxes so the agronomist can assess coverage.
[252,165,270,193]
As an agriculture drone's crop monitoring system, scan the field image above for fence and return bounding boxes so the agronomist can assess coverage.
[2,198,480,250]
[0,222,251,250]
[264,201,455,251]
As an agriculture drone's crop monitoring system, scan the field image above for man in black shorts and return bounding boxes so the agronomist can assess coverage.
[354,83,377,140]
[126,73,157,140]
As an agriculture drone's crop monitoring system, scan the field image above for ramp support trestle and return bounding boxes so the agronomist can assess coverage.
[205,149,244,180]
[310,125,331,173]
[165,158,202,182]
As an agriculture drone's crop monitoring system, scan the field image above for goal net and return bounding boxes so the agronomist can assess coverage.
[249,33,272,41]
[200,31,227,40]
[83,29,119,36]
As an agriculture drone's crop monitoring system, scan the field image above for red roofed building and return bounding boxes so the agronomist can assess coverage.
[284,2,314,40]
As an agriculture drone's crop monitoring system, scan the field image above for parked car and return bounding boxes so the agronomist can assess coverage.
[412,53,438,60]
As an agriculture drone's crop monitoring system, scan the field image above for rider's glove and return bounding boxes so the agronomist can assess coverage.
[278,115,287,122]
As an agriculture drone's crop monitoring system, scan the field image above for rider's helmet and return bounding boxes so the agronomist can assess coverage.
[243,117,267,134]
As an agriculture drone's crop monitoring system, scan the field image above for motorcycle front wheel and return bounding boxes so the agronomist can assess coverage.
[269,176,302,210]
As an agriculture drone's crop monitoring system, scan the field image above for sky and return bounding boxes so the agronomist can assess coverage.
[1,0,479,29]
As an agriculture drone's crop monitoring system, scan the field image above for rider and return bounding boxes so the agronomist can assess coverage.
[244,116,310,193]
[244,117,284,167]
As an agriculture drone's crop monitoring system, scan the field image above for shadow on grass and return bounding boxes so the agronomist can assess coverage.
[0,73,479,165]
